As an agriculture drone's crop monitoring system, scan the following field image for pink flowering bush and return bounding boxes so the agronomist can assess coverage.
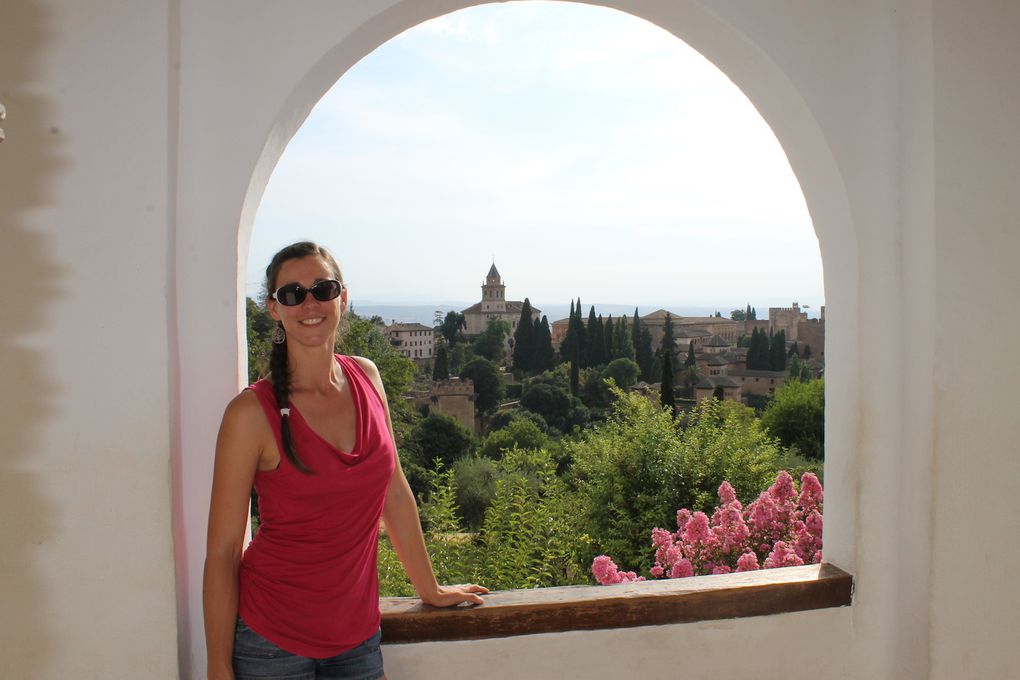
[593,470,823,584]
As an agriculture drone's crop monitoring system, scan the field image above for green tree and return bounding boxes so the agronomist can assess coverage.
[788,341,800,358]
[477,416,551,460]
[410,412,475,471]
[534,315,555,372]
[472,319,510,363]
[432,345,450,381]
[512,298,536,373]
[730,309,746,321]
[636,326,654,382]
[803,343,813,359]
[603,357,640,390]
[245,297,274,383]
[603,315,615,361]
[520,381,589,435]
[660,350,676,416]
[453,455,499,531]
[684,341,696,369]
[662,312,678,359]
[586,308,605,367]
[460,357,505,414]
[769,329,787,371]
[562,298,587,369]
[440,311,466,346]
[615,315,635,361]
[761,378,825,460]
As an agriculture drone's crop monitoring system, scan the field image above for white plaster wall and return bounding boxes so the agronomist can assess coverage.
[385,607,854,679]
[0,1,179,678]
[929,2,1020,678]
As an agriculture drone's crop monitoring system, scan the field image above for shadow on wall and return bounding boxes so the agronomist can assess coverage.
[0,1,68,677]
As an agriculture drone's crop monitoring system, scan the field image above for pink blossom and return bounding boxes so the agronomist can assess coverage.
[763,541,804,569]
[682,511,712,545]
[718,481,737,505]
[596,470,825,585]
[592,555,643,584]
[670,559,694,578]
[736,551,760,572]
[798,472,824,510]
[769,470,796,503]
[676,508,692,534]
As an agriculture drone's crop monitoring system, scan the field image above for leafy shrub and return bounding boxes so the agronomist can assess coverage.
[475,447,591,590]
[477,416,550,460]
[409,412,475,472]
[568,391,784,571]
[761,378,825,460]
[453,455,499,531]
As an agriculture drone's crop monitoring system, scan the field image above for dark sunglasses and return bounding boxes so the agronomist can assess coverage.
[272,279,343,306]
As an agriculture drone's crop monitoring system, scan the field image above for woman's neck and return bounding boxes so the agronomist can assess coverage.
[286,342,343,395]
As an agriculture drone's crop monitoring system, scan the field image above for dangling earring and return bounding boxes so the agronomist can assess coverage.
[272,322,286,345]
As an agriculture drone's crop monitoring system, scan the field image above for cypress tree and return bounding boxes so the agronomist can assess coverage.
[662,312,678,358]
[770,329,787,371]
[757,329,771,369]
[574,298,587,368]
[788,341,800,358]
[638,327,655,381]
[750,306,757,320]
[536,315,555,371]
[616,315,635,360]
[512,297,535,373]
[604,315,615,361]
[587,307,604,367]
[747,328,769,370]
[803,344,812,359]
[432,345,449,380]
[631,308,641,358]
[684,341,696,369]
[560,299,576,362]
[660,350,676,417]
[745,303,752,320]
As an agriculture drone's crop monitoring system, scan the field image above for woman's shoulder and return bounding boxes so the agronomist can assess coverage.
[222,388,266,423]
[339,355,387,399]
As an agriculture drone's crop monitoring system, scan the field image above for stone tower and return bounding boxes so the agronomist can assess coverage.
[480,263,507,314]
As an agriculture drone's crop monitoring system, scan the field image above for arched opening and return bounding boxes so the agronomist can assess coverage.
[174,2,860,676]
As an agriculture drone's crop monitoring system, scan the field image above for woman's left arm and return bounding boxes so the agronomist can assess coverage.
[353,357,488,607]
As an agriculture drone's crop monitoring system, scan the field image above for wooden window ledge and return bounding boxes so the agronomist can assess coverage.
[380,563,852,643]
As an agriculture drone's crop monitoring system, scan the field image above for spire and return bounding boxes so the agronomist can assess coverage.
[486,262,501,280]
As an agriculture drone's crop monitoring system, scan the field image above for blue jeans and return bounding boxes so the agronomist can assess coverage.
[232,617,384,680]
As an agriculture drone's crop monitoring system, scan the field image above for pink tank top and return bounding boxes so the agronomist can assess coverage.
[238,355,396,658]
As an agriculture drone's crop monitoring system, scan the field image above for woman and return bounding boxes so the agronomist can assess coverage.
[204,242,486,680]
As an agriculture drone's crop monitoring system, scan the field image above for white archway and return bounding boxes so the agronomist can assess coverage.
[174,2,862,677]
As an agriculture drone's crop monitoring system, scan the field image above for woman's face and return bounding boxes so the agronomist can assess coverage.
[267,255,347,349]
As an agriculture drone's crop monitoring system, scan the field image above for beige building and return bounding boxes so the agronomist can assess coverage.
[462,263,540,337]
[385,322,434,361]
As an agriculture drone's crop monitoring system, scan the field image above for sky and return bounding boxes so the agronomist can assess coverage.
[248,1,824,315]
